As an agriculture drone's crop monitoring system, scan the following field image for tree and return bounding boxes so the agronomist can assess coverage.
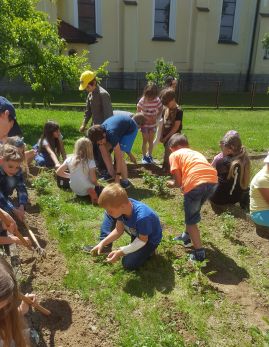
[145,58,179,88]
[262,33,269,50]
[0,0,108,99]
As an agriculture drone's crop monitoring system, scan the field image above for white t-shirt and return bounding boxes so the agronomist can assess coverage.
[250,165,269,212]
[64,155,96,196]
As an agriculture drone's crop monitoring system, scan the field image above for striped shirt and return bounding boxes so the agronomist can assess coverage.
[137,97,163,128]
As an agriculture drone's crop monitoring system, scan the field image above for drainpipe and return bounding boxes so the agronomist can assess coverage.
[245,0,261,91]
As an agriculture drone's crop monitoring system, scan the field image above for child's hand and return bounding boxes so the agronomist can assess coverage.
[106,250,124,264]
[2,212,18,234]
[18,237,32,247]
[90,242,104,256]
[19,293,36,316]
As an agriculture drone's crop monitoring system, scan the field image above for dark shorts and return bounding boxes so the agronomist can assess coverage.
[184,183,217,225]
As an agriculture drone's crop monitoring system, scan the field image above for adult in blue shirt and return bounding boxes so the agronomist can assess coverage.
[87,113,145,189]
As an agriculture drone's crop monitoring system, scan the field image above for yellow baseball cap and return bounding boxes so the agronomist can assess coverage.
[79,70,96,90]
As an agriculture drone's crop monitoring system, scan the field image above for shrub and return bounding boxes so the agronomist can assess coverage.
[146,58,179,88]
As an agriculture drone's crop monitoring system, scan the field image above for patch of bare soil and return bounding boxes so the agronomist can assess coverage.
[13,189,116,347]
[201,203,269,331]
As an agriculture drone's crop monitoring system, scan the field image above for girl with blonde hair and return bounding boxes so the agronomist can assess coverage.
[56,137,102,204]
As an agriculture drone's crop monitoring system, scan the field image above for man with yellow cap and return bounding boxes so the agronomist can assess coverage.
[79,70,113,180]
[79,70,113,132]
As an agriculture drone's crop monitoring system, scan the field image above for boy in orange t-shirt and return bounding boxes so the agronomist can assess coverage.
[168,134,218,261]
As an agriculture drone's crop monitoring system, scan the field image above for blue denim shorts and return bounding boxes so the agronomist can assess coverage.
[250,210,269,227]
[184,183,217,225]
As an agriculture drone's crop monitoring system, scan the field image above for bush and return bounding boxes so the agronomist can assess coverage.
[146,58,179,88]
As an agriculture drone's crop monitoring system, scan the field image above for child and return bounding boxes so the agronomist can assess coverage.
[210,131,250,209]
[56,138,101,204]
[90,183,162,270]
[250,153,269,227]
[87,113,146,189]
[211,130,240,168]
[6,136,35,173]
[168,134,218,261]
[0,144,28,222]
[34,121,66,169]
[0,257,37,347]
[159,88,183,171]
[137,83,162,164]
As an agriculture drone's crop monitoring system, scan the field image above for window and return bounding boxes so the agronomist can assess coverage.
[219,0,237,41]
[153,0,176,40]
[78,0,96,34]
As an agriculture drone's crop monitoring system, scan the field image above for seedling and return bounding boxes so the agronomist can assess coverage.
[142,172,170,197]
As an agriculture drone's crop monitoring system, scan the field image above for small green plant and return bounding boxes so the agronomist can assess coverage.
[32,175,51,194]
[249,325,269,345]
[220,212,235,239]
[142,172,170,197]
[40,195,61,217]
[57,220,72,237]
[19,96,25,108]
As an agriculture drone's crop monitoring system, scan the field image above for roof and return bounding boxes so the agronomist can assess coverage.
[58,20,97,44]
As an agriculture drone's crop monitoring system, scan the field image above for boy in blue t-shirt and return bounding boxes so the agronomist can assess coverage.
[90,183,162,270]
[87,113,145,189]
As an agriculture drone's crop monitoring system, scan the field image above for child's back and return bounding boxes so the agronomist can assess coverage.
[64,155,96,196]
[170,147,217,193]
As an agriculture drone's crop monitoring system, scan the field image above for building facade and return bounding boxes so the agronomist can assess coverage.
[32,0,269,91]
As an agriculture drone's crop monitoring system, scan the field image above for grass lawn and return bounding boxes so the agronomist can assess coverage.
[18,108,269,346]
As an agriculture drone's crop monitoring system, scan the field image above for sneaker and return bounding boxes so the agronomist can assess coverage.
[173,232,192,247]
[147,155,155,164]
[141,156,151,164]
[99,171,113,181]
[189,248,206,262]
[120,179,131,189]
[82,244,112,254]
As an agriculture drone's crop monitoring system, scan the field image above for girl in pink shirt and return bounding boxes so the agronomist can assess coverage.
[137,84,162,164]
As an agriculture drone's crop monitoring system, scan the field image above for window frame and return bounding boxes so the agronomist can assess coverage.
[152,0,176,41]
[75,0,102,36]
[218,0,241,44]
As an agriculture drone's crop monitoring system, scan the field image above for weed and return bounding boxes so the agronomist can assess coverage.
[142,172,170,197]
[32,175,51,194]
[57,220,72,237]
[220,212,236,239]
[40,195,61,216]
[249,325,269,345]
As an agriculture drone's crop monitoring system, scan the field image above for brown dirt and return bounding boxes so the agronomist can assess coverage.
[201,204,269,331]
[13,189,116,347]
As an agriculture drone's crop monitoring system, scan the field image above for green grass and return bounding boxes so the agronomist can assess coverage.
[4,89,269,108]
[18,108,269,159]
[19,108,269,346]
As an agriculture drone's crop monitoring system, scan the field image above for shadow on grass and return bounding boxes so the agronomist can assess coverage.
[204,244,249,285]
[123,254,175,298]
[210,201,249,221]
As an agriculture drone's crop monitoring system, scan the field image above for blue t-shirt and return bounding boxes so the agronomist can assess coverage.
[117,198,162,245]
[102,114,137,148]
